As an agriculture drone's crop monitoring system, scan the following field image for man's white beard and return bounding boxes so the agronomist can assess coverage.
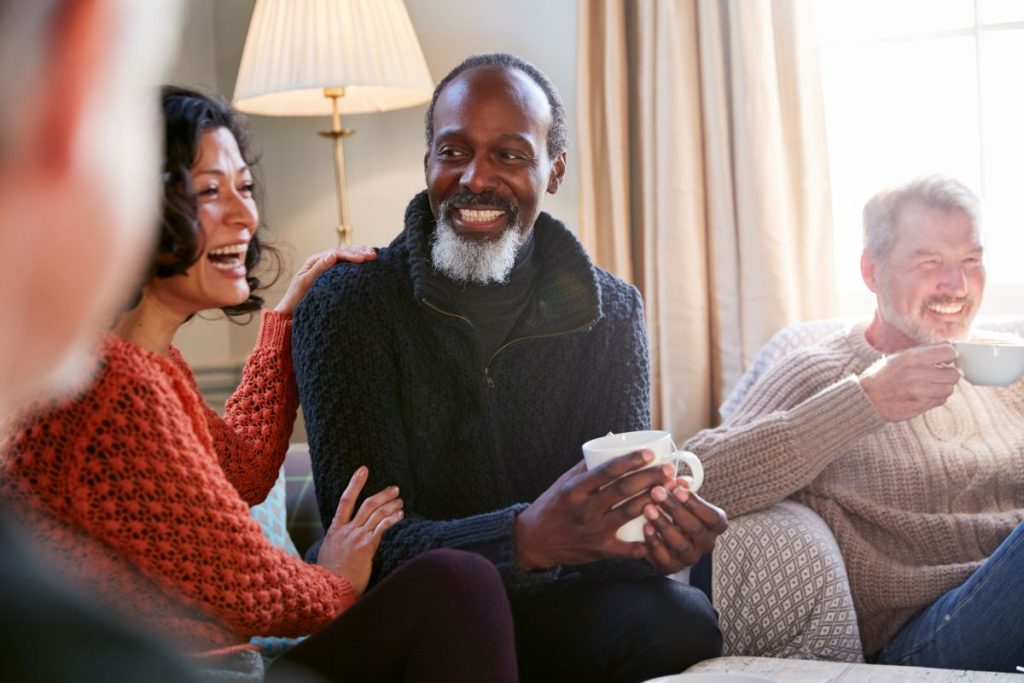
[876,273,976,344]
[431,215,524,285]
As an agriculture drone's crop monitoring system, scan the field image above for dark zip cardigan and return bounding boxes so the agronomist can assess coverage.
[293,191,652,589]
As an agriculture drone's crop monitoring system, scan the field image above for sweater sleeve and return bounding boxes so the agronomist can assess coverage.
[174,311,299,506]
[294,266,545,587]
[686,344,887,518]
[65,363,354,639]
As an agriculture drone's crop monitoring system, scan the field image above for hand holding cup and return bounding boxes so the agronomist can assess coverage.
[513,448,677,571]
[581,430,704,542]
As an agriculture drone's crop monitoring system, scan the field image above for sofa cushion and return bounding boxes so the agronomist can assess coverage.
[249,467,299,558]
[282,442,325,557]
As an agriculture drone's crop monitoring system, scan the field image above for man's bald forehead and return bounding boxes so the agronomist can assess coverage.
[424,53,568,160]
[433,66,554,127]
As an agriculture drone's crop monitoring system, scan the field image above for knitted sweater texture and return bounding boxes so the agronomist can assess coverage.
[687,322,1024,656]
[293,191,652,588]
[1,312,354,655]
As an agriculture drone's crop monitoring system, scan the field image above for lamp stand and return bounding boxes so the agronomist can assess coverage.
[318,87,355,245]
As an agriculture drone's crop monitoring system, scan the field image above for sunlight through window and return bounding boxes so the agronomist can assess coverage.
[816,0,1024,316]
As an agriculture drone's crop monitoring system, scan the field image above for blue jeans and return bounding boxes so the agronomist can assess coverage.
[876,519,1024,672]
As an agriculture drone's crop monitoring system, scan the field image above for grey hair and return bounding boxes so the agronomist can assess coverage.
[862,175,981,261]
[0,0,59,156]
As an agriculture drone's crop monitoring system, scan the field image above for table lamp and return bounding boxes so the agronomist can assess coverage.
[233,0,433,244]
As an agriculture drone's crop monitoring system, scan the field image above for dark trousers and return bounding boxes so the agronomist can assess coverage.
[269,549,517,683]
[511,575,722,683]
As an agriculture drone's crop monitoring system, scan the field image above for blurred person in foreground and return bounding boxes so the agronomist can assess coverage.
[0,0,198,681]
[2,86,519,683]
[687,176,1024,672]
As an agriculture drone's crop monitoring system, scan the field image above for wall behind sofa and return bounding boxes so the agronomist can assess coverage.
[166,0,578,437]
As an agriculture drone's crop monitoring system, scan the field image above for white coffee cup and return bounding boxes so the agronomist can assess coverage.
[954,341,1024,386]
[582,430,704,542]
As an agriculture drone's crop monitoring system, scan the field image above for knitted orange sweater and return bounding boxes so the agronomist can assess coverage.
[0,312,355,655]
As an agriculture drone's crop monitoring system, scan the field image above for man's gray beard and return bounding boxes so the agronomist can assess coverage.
[431,215,524,285]
[876,275,976,344]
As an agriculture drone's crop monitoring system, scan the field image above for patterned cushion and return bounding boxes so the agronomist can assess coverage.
[248,453,307,658]
[249,467,299,558]
[283,443,326,557]
[714,501,863,661]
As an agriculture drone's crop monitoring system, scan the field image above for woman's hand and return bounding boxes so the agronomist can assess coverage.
[274,246,376,315]
[316,466,403,598]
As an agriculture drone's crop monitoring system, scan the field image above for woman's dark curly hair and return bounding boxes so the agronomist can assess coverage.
[151,85,278,318]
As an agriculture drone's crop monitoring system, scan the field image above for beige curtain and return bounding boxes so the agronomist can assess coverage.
[578,0,835,439]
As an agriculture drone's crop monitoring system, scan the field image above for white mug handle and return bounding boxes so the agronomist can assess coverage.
[668,440,704,493]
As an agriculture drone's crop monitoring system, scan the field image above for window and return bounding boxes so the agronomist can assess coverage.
[816,0,1024,316]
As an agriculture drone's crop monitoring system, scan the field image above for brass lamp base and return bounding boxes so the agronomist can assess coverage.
[320,87,355,245]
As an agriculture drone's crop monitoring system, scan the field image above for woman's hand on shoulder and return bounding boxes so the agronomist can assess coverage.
[274,246,377,316]
[316,465,403,598]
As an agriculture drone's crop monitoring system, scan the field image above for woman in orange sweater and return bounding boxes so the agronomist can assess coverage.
[1,86,517,682]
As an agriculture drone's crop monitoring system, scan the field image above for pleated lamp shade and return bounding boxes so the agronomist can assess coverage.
[233,0,434,116]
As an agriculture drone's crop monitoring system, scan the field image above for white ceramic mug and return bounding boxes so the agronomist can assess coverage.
[582,430,704,542]
[954,341,1024,386]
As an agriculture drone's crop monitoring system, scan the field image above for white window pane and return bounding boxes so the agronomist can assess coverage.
[816,0,974,47]
[978,0,1024,24]
[820,37,981,312]
[978,29,1024,293]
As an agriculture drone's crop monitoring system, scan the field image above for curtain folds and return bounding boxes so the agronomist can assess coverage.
[577,0,835,438]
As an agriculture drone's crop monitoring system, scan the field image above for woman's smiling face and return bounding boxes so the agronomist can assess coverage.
[149,126,257,317]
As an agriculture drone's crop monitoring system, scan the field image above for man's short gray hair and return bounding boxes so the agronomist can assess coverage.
[0,0,181,160]
[0,0,58,155]
[862,175,981,262]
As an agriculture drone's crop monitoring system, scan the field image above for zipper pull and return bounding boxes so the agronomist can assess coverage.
[484,368,495,388]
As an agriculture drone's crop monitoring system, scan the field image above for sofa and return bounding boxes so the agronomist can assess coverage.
[250,315,1024,666]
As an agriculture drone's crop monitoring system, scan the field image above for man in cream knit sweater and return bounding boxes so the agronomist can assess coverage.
[688,175,1022,673]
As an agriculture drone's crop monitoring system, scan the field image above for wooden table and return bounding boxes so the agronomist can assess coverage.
[684,656,1021,682]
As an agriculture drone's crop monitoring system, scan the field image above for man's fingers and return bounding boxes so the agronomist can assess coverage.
[609,487,660,527]
[643,526,676,571]
[910,342,957,364]
[650,486,726,555]
[926,366,962,385]
[332,466,368,527]
[586,449,657,486]
[649,490,706,542]
[353,485,401,527]
[670,486,728,531]
[643,502,691,550]
[593,462,674,512]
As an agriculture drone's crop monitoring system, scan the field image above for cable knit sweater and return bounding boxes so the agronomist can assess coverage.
[687,322,1024,657]
[293,191,652,589]
[0,312,355,655]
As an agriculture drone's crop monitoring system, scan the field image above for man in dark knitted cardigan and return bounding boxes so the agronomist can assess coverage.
[294,53,726,683]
